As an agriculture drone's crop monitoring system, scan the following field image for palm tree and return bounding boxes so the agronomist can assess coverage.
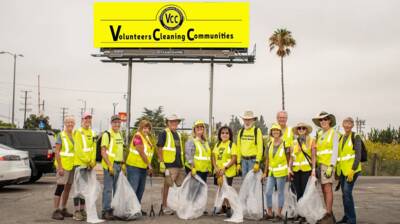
[269,28,296,110]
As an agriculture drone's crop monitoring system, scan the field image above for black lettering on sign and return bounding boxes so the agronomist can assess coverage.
[110,25,121,41]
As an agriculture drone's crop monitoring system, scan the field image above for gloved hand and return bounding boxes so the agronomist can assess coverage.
[191,168,197,176]
[217,176,223,187]
[159,162,166,173]
[325,165,334,178]
[108,166,114,176]
[253,162,260,173]
[236,163,241,173]
[347,169,355,182]
[122,164,127,175]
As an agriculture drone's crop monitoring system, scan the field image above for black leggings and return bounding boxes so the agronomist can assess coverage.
[293,171,311,200]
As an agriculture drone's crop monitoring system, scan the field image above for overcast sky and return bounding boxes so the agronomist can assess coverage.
[0,0,399,132]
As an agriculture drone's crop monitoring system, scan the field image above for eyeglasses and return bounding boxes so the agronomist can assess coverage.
[297,127,307,131]
[319,118,329,122]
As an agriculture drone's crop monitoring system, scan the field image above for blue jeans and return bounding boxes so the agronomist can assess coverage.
[265,176,286,209]
[340,173,359,224]
[241,158,256,177]
[126,165,147,202]
[102,163,121,212]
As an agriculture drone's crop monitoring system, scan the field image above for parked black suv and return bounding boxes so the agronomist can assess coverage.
[0,129,54,182]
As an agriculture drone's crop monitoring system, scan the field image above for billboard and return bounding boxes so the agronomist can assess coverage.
[94,2,249,49]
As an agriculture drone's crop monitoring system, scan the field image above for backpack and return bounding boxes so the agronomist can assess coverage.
[339,132,368,162]
[96,131,110,162]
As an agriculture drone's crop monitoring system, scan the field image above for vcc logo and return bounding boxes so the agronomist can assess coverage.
[159,5,184,31]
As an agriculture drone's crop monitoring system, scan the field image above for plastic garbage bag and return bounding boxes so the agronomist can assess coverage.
[167,183,181,211]
[239,171,263,220]
[111,172,142,220]
[214,176,243,223]
[176,174,208,220]
[282,183,297,219]
[73,167,104,223]
[297,176,326,224]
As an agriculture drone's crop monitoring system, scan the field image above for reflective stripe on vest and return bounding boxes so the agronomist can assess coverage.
[269,164,288,172]
[61,132,74,157]
[163,131,176,152]
[79,128,95,152]
[193,139,210,161]
[337,154,355,161]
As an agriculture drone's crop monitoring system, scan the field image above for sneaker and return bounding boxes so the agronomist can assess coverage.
[52,209,64,220]
[336,217,348,224]
[272,215,283,223]
[141,210,147,216]
[203,211,208,215]
[60,208,73,218]
[226,207,232,218]
[102,210,114,220]
[73,211,85,221]
[80,209,87,220]
[162,207,174,215]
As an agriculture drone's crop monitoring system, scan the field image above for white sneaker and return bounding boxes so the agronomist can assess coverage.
[163,207,174,215]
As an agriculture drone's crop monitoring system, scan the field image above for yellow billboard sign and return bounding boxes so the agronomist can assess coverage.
[94,2,249,49]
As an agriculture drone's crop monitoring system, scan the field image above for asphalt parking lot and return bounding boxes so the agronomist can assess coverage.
[1,175,399,224]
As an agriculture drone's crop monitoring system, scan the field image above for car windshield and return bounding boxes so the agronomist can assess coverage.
[13,132,51,149]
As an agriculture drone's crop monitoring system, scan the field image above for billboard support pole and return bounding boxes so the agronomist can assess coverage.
[209,61,214,137]
[126,58,133,146]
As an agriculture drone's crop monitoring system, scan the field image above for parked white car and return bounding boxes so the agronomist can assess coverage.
[0,143,31,188]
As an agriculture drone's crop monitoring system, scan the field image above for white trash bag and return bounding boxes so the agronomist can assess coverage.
[176,174,208,220]
[282,183,298,219]
[111,172,142,220]
[239,171,263,220]
[297,176,326,224]
[73,167,104,223]
[167,183,181,211]
[214,176,243,223]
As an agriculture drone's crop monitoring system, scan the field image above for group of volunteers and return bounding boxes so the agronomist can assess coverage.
[52,110,362,224]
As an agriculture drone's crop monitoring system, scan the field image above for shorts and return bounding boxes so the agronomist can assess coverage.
[56,168,75,185]
[213,175,233,186]
[320,164,335,184]
[164,167,185,187]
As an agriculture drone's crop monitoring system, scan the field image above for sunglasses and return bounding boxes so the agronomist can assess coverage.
[297,127,307,131]
[319,118,329,122]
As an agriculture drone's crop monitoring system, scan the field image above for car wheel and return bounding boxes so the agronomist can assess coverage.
[29,172,43,183]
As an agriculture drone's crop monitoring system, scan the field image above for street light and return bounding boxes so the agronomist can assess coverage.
[0,51,24,126]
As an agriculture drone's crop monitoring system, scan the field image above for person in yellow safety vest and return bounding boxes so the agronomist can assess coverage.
[262,124,289,222]
[312,111,340,222]
[276,111,294,148]
[52,115,76,220]
[211,126,237,218]
[100,115,125,220]
[157,114,185,215]
[336,117,362,224]
[185,120,211,182]
[72,112,97,221]
[126,119,154,216]
[288,122,316,223]
[237,110,263,177]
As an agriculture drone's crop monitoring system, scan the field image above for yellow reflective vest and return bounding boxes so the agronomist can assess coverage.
[213,140,237,177]
[101,129,124,169]
[237,126,263,163]
[316,128,340,166]
[126,132,154,169]
[282,126,294,148]
[162,128,184,165]
[268,140,288,177]
[292,136,314,172]
[55,131,75,171]
[74,127,96,168]
[193,138,211,173]
[336,133,362,176]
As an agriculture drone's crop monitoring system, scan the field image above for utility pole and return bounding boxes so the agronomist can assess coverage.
[37,75,41,114]
[112,102,118,115]
[356,117,366,135]
[60,107,68,129]
[90,108,94,116]
[19,90,32,126]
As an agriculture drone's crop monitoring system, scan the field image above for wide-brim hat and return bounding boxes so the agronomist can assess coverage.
[166,114,182,122]
[240,110,257,120]
[312,111,336,128]
[269,123,283,137]
[292,122,313,136]
[193,120,206,127]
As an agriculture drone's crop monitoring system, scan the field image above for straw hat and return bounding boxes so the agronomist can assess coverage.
[240,110,257,120]
[193,120,206,127]
[312,111,336,128]
[166,114,182,122]
[292,122,313,136]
